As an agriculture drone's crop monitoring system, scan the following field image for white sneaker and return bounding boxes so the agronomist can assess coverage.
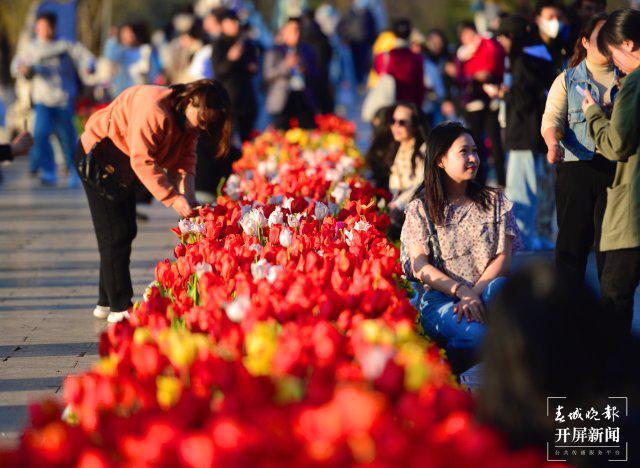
[93,305,110,319]
[107,311,130,323]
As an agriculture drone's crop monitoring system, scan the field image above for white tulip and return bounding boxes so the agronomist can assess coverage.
[353,220,371,232]
[249,208,267,228]
[268,207,284,227]
[344,229,354,246]
[194,262,213,278]
[279,227,293,248]
[251,258,271,280]
[266,265,283,284]
[324,168,341,182]
[224,295,250,323]
[360,346,393,380]
[287,213,304,229]
[239,214,259,237]
[226,174,241,189]
[178,219,193,234]
[331,182,351,204]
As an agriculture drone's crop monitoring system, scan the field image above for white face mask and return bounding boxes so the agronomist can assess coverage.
[539,18,561,39]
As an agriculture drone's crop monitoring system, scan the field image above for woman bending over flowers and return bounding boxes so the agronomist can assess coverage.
[401,122,522,371]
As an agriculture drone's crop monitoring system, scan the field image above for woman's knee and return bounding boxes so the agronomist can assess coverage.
[482,276,508,303]
[448,322,486,351]
[419,297,456,343]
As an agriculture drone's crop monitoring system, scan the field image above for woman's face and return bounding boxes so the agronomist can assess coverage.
[426,33,444,55]
[390,106,414,143]
[119,26,137,47]
[35,18,54,42]
[608,41,640,75]
[582,21,608,65]
[438,133,479,183]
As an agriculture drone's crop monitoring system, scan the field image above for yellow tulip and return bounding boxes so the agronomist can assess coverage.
[156,375,182,409]
[133,327,154,345]
[243,321,278,376]
[95,354,119,376]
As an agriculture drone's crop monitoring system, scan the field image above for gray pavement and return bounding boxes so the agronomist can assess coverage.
[0,159,176,446]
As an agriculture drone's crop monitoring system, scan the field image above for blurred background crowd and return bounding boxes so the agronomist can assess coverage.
[0,0,637,239]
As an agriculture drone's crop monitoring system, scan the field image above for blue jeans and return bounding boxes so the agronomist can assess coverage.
[505,150,542,250]
[419,277,507,355]
[31,103,77,179]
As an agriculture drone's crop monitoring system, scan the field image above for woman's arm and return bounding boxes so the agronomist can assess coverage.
[472,238,512,296]
[409,243,459,296]
[409,243,485,322]
[173,172,196,204]
[69,41,96,74]
[586,75,640,162]
[541,72,568,165]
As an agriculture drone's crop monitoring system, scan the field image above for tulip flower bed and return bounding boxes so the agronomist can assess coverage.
[3,116,559,466]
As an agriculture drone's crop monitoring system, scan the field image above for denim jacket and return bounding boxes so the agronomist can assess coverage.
[561,60,600,161]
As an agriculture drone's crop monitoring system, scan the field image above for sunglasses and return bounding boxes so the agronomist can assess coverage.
[391,118,410,127]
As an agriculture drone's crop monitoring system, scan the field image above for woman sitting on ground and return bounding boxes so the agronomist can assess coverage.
[400,121,522,372]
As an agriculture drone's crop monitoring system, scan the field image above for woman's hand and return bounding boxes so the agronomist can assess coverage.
[581,88,598,114]
[482,83,500,98]
[547,141,565,164]
[228,41,244,61]
[172,195,194,218]
[454,285,486,323]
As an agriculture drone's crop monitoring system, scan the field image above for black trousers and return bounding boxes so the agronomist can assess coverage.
[274,91,316,130]
[464,108,505,186]
[600,248,640,340]
[555,155,615,285]
[75,143,137,311]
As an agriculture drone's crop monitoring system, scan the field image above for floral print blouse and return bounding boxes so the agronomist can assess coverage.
[400,191,522,288]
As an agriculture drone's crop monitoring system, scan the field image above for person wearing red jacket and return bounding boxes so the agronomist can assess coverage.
[373,19,425,108]
[454,21,506,186]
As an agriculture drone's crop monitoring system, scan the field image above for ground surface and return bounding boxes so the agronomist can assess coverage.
[0,159,176,445]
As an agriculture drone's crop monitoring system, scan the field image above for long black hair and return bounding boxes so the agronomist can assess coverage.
[597,8,640,58]
[422,122,495,225]
[364,105,395,189]
[569,12,608,67]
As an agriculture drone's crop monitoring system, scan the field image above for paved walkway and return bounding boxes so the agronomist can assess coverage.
[0,159,176,445]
